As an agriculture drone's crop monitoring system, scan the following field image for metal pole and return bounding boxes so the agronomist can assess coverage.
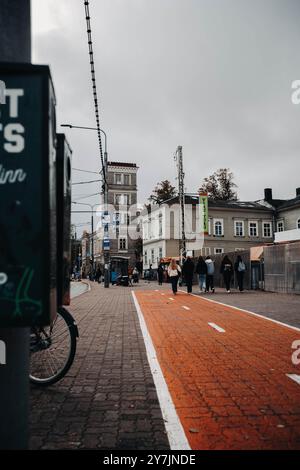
[104,150,110,287]
[0,0,31,450]
[176,146,186,261]
[91,211,94,274]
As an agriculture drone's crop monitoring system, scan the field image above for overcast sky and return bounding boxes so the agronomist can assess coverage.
[32,0,300,233]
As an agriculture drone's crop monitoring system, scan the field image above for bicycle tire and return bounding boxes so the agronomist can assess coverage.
[29,307,78,386]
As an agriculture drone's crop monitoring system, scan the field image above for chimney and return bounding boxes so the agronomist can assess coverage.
[264,188,273,202]
[296,188,300,198]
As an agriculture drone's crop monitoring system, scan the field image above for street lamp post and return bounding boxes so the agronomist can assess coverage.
[72,202,98,274]
[62,123,110,287]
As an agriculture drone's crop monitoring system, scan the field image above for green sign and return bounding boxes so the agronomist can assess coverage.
[0,64,56,326]
[199,193,209,234]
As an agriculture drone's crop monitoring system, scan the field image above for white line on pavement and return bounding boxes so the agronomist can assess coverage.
[286,374,300,386]
[169,297,175,301]
[179,290,300,333]
[131,291,190,451]
[182,306,190,311]
[208,322,226,333]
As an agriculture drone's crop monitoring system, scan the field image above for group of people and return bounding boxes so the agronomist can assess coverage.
[160,255,246,295]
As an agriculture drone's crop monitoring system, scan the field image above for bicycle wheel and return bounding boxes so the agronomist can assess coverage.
[29,307,78,386]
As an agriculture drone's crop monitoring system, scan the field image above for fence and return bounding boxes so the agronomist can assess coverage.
[264,241,300,294]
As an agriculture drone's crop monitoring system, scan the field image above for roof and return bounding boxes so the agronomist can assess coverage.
[276,197,300,211]
[158,195,273,212]
[108,161,137,168]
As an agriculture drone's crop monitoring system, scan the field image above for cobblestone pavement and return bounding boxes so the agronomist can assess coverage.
[191,289,300,329]
[135,289,300,450]
[29,282,170,450]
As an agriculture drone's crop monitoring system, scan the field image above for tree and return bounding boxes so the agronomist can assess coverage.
[149,179,177,205]
[199,168,238,201]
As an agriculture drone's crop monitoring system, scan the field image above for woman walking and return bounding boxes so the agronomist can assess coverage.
[157,259,164,285]
[182,256,195,294]
[220,255,233,293]
[205,256,215,293]
[195,256,207,293]
[167,258,181,295]
[234,255,246,291]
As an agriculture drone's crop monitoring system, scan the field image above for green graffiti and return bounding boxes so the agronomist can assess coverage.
[0,267,42,319]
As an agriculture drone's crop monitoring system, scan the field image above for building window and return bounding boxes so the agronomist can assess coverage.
[234,220,244,237]
[119,238,127,250]
[151,249,155,264]
[297,219,300,229]
[115,193,130,205]
[124,174,130,185]
[201,247,211,256]
[208,218,212,236]
[213,219,224,237]
[115,173,122,184]
[159,247,163,260]
[158,212,163,237]
[144,250,148,266]
[214,248,224,254]
[277,220,284,232]
[249,221,258,237]
[263,221,272,238]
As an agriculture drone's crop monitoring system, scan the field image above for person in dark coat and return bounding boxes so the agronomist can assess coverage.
[182,256,195,294]
[95,266,102,283]
[234,255,246,292]
[157,259,164,285]
[220,255,233,293]
[195,256,207,293]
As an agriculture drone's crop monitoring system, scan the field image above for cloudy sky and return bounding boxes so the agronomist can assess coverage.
[32,0,300,232]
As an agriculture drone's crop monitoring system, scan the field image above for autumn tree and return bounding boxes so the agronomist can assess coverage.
[199,168,238,201]
[149,179,177,205]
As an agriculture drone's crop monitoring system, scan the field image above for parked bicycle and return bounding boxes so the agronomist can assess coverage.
[29,306,79,386]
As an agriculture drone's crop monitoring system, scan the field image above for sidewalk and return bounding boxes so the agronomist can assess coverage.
[29,281,169,450]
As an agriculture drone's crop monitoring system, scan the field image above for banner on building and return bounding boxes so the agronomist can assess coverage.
[199,193,209,234]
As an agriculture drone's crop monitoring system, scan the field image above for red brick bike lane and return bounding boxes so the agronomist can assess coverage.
[133,290,300,450]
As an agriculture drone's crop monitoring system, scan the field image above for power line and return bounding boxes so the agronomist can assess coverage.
[73,167,100,175]
[72,179,101,185]
[83,0,106,185]
[73,192,101,201]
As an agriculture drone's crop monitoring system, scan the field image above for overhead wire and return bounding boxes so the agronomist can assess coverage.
[83,0,107,186]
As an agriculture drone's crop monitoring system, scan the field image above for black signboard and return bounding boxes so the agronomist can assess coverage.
[0,63,57,326]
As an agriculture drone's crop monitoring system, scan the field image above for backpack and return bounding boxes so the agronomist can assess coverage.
[238,261,246,272]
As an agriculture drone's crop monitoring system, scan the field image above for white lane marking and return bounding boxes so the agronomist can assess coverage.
[182,306,190,311]
[155,289,159,292]
[179,290,300,333]
[169,297,175,301]
[161,293,165,296]
[286,374,300,386]
[131,291,190,450]
[208,322,226,333]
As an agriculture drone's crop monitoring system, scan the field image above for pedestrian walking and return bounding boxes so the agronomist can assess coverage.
[234,255,246,291]
[167,258,181,295]
[205,256,215,293]
[220,255,233,293]
[195,256,207,293]
[157,259,164,285]
[133,266,139,283]
[95,266,102,283]
[182,256,195,294]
